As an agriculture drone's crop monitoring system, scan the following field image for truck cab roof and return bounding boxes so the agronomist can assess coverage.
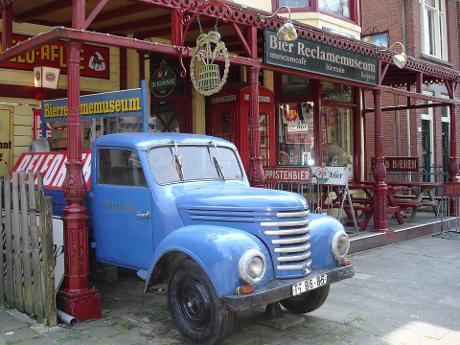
[93,132,236,151]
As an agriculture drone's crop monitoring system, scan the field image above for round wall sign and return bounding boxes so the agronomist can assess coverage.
[150,62,177,98]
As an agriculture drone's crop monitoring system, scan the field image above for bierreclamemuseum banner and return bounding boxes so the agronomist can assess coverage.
[263,30,378,85]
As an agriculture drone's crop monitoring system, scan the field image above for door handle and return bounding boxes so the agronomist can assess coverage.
[136,211,151,219]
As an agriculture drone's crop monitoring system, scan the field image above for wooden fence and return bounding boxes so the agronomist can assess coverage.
[0,171,57,326]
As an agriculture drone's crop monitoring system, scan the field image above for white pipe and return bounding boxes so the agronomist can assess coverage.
[57,310,78,327]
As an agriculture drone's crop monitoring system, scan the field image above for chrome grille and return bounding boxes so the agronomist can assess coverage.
[261,210,311,272]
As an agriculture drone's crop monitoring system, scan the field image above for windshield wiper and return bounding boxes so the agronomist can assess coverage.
[209,141,225,181]
[172,141,184,181]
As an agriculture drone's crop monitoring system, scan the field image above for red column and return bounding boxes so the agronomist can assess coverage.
[247,65,265,187]
[57,0,101,321]
[372,89,389,232]
[312,80,322,163]
[1,4,12,49]
[448,103,458,215]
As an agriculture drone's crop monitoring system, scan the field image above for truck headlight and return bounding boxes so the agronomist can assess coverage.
[331,230,350,260]
[239,249,266,285]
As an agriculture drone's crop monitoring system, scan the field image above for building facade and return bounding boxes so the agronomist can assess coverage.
[362,0,460,181]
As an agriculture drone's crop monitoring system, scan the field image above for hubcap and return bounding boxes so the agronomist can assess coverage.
[178,278,211,331]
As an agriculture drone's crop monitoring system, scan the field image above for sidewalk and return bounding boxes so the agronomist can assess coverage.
[1,235,460,345]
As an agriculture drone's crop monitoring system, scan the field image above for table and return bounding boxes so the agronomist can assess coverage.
[385,181,442,217]
[345,182,404,231]
[313,183,404,231]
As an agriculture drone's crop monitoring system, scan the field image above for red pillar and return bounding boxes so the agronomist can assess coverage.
[247,65,265,187]
[372,89,389,232]
[1,4,12,49]
[448,103,458,215]
[57,0,101,321]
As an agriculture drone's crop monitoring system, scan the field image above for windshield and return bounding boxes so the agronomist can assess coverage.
[148,144,244,185]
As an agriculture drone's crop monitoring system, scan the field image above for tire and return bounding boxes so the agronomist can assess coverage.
[280,284,330,314]
[168,259,234,345]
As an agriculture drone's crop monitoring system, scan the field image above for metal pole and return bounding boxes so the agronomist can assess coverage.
[57,0,101,321]
[247,65,265,187]
[372,89,389,232]
[449,103,458,216]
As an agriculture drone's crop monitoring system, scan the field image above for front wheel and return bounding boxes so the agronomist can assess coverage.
[168,259,234,345]
[280,284,330,314]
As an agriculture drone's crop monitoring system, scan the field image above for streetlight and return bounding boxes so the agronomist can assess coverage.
[260,6,298,42]
[33,66,60,100]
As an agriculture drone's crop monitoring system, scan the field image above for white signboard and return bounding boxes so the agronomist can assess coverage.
[311,166,348,185]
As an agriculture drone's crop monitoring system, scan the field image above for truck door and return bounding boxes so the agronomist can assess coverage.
[92,148,153,270]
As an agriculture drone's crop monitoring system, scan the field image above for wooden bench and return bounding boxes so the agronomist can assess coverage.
[393,200,422,218]
[341,203,373,231]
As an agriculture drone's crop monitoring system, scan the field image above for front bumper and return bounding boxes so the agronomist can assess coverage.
[223,265,354,312]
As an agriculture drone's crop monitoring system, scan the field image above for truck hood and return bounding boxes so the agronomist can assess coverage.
[175,182,308,211]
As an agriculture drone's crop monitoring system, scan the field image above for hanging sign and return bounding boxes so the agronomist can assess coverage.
[265,167,312,183]
[311,166,348,185]
[285,124,312,144]
[0,32,110,79]
[190,31,230,96]
[12,152,92,190]
[263,30,378,85]
[150,61,177,98]
[371,156,419,172]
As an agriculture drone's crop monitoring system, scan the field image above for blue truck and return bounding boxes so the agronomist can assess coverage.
[59,132,353,344]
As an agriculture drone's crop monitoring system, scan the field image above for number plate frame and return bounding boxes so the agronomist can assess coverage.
[291,273,328,296]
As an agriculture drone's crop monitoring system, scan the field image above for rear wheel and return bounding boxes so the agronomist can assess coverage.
[168,259,234,345]
[280,284,330,314]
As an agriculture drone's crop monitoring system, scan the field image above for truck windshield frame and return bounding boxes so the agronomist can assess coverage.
[147,144,244,185]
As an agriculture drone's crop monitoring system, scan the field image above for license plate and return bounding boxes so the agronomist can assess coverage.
[291,274,328,296]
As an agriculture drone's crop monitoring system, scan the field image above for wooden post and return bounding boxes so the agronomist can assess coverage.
[1,4,12,50]
[0,178,4,302]
[28,172,44,323]
[41,196,57,327]
[19,172,33,315]
[4,177,14,307]
[372,89,389,232]
[11,172,24,311]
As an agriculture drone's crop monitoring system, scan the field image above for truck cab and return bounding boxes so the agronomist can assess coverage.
[88,132,354,344]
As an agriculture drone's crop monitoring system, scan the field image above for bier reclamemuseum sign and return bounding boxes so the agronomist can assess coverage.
[263,30,378,85]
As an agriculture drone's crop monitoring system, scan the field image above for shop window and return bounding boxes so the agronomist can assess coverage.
[421,0,447,60]
[281,74,310,98]
[260,112,270,166]
[98,149,147,187]
[273,0,356,21]
[319,0,350,18]
[279,0,310,9]
[321,107,353,169]
[321,81,352,103]
[151,102,181,132]
[278,102,315,166]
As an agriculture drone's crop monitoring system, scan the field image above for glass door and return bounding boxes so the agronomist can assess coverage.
[421,119,432,182]
[151,101,188,133]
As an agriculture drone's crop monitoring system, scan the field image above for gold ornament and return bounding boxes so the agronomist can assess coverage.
[190,31,230,96]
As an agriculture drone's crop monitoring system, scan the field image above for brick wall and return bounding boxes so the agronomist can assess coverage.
[361,0,460,179]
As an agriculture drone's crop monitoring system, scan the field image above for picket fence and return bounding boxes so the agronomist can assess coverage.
[0,171,57,326]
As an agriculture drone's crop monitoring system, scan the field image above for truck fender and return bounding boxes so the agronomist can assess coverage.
[144,225,273,297]
[309,213,347,269]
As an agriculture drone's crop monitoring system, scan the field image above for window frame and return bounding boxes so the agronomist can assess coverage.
[97,147,148,187]
[272,0,359,23]
[420,0,448,61]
